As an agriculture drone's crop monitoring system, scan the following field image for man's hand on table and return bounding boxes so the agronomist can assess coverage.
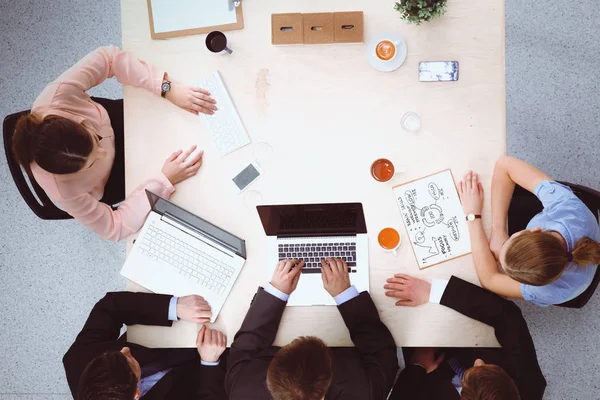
[177,295,212,323]
[196,325,227,363]
[321,258,351,297]
[270,259,304,295]
[164,75,218,116]
[384,273,431,307]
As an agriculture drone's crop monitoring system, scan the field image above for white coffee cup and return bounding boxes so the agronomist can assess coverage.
[375,39,401,62]
[378,227,402,256]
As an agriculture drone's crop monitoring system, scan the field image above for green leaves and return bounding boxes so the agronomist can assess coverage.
[394,0,448,25]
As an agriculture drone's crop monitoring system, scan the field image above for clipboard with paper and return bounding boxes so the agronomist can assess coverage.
[147,0,244,39]
[393,169,472,269]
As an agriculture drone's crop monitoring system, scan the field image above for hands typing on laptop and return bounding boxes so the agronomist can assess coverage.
[267,257,354,299]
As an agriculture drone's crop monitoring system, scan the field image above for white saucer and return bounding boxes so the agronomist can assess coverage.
[367,32,408,72]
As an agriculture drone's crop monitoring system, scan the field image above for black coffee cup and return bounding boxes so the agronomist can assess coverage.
[206,31,232,54]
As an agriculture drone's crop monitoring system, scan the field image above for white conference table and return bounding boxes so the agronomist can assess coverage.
[121,0,505,348]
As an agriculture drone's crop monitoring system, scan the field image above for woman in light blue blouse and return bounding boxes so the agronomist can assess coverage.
[457,156,600,306]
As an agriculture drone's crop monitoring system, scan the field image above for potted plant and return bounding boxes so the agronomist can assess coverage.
[394,0,448,25]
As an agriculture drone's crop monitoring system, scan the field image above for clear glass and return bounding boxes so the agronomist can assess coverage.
[243,190,264,210]
[253,142,274,169]
[400,111,421,133]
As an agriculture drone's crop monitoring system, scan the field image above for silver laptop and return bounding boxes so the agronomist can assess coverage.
[121,191,246,322]
[257,203,369,306]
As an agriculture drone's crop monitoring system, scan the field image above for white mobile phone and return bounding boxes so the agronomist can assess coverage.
[232,162,263,193]
[419,61,459,82]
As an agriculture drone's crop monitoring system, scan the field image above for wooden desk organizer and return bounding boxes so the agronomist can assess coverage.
[272,11,363,45]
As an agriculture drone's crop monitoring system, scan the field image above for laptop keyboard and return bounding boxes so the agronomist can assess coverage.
[278,242,357,274]
[139,225,235,295]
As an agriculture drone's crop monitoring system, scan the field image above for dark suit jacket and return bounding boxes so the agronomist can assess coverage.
[391,276,547,400]
[225,287,399,399]
[63,292,226,400]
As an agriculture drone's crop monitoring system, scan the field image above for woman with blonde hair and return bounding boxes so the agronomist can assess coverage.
[458,156,600,306]
[12,46,217,241]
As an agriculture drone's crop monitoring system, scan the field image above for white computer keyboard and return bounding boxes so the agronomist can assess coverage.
[139,225,235,295]
[198,71,250,156]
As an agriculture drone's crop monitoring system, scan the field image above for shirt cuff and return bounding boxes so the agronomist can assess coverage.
[154,70,167,96]
[200,360,220,366]
[333,285,359,305]
[168,296,179,321]
[158,173,176,196]
[264,283,290,302]
[429,280,449,304]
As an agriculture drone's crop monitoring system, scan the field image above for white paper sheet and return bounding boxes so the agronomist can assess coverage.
[393,170,471,269]
[150,0,237,34]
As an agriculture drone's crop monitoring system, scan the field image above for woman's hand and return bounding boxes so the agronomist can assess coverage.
[161,146,204,185]
[458,170,484,215]
[164,77,217,115]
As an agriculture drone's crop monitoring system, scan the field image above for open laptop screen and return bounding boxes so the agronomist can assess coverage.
[257,203,367,237]
[146,190,246,258]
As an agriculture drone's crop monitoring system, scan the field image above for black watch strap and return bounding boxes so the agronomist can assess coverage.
[466,214,482,221]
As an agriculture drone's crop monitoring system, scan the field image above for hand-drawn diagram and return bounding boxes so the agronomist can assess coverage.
[393,170,471,269]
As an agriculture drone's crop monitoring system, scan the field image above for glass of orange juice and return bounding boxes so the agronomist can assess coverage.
[378,227,401,256]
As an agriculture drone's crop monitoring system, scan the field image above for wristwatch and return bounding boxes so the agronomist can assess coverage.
[466,213,482,222]
[161,80,171,98]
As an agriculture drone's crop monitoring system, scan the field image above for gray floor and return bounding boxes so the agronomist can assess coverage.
[505,2,600,399]
[0,0,598,399]
[0,1,124,399]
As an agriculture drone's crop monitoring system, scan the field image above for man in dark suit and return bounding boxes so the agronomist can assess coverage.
[64,291,227,400]
[225,258,399,400]
[383,273,547,400]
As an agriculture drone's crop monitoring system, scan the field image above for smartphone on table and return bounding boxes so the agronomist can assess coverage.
[232,162,263,193]
[419,61,459,82]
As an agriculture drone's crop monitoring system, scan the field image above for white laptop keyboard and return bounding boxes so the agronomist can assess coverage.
[139,224,235,295]
[198,71,250,156]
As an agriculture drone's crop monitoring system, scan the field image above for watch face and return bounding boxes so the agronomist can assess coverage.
[467,214,475,221]
[161,82,171,92]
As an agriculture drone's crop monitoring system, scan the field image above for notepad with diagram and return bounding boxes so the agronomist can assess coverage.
[393,170,472,269]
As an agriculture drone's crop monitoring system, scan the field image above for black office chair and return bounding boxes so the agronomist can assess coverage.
[2,97,126,220]
[508,181,600,308]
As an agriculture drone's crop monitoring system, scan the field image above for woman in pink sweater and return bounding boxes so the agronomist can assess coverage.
[12,46,215,241]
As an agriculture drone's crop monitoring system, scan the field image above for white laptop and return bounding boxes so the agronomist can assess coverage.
[257,203,369,306]
[121,191,246,322]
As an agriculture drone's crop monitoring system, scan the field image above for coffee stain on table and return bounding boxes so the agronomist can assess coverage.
[255,68,270,118]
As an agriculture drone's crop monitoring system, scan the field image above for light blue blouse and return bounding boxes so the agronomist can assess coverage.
[520,181,599,306]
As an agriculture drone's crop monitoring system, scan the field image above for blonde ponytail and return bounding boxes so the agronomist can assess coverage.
[572,237,600,267]
[504,232,600,286]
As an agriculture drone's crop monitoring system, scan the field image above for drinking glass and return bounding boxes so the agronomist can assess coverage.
[243,190,263,210]
[253,142,274,168]
[401,111,421,133]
